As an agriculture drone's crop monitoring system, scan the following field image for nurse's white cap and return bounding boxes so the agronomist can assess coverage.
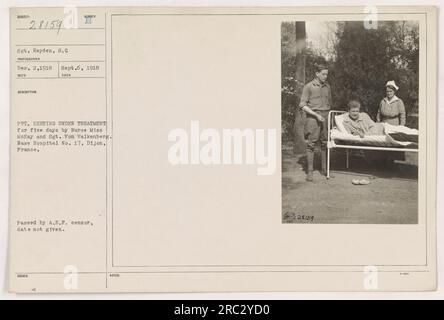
[386,80,399,91]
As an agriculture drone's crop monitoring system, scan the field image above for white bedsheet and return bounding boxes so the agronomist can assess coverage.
[330,129,413,147]
[332,113,417,147]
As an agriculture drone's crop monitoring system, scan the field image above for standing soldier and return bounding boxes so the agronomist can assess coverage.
[299,64,332,182]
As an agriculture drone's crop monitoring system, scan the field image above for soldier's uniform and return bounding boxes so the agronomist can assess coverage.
[299,78,332,178]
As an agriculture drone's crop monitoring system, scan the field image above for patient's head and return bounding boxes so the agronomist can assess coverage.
[347,100,361,120]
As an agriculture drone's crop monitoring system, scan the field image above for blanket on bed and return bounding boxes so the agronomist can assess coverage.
[332,113,418,148]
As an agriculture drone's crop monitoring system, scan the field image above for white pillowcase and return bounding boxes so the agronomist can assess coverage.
[334,113,348,133]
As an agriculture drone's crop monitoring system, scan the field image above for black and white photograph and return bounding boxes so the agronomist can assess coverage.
[4,4,439,295]
[281,20,420,224]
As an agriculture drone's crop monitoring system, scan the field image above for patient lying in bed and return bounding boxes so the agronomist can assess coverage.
[342,100,384,137]
[333,100,418,148]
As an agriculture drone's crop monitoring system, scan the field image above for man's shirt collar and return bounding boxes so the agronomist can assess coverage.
[384,95,400,104]
[312,78,327,87]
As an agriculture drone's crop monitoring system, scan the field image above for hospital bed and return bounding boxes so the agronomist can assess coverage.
[326,110,419,179]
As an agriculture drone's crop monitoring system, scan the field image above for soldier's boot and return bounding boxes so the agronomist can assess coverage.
[306,150,314,182]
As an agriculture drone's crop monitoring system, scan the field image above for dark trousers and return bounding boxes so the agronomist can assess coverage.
[305,110,329,152]
[304,110,329,172]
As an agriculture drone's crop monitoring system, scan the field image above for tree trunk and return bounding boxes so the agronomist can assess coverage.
[293,22,307,155]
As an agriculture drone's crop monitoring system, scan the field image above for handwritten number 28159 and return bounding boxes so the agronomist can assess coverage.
[28,20,63,34]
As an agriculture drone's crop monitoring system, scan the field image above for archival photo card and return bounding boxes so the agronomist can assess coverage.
[8,6,437,293]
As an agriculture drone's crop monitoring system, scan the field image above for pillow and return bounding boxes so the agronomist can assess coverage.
[334,113,348,133]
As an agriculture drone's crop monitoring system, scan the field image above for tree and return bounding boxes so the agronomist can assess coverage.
[330,21,419,125]
[281,22,329,146]
[293,22,307,155]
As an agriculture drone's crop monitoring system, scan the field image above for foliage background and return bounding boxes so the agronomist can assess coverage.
[281,21,419,143]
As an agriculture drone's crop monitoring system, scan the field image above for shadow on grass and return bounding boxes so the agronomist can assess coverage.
[283,147,418,181]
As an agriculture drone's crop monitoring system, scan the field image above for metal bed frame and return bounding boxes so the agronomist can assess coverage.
[326,110,419,179]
